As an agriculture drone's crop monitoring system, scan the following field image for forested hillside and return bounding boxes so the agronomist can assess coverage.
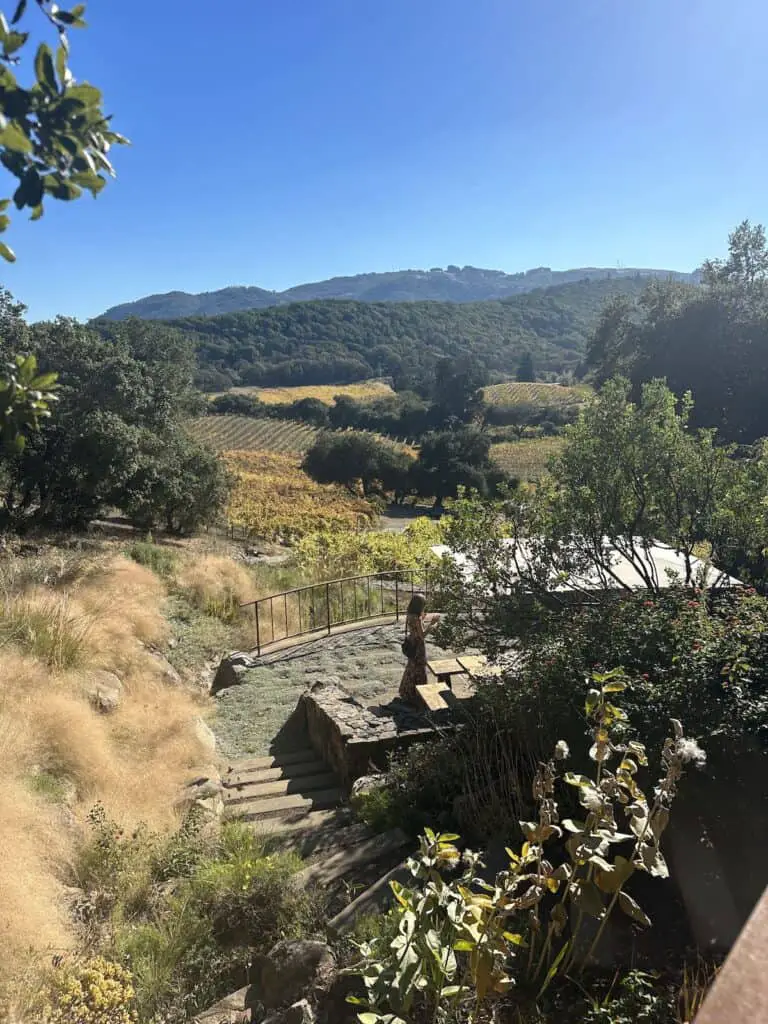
[100,265,696,320]
[135,275,654,390]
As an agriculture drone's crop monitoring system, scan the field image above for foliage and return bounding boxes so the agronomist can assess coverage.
[70,807,321,1023]
[303,430,415,498]
[294,517,444,580]
[0,350,57,450]
[0,0,128,262]
[585,221,768,442]
[225,449,376,541]
[122,278,656,392]
[349,685,702,1024]
[0,311,227,532]
[125,540,178,579]
[517,350,536,382]
[44,956,137,1024]
[415,428,499,507]
[486,587,768,764]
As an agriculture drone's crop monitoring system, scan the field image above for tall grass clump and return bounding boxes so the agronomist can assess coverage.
[126,539,178,579]
[175,554,256,622]
[0,592,93,670]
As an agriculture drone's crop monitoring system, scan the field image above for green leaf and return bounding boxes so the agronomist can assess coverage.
[11,1,28,25]
[536,940,570,1000]
[602,681,627,693]
[29,203,43,221]
[4,30,27,55]
[0,241,16,262]
[618,890,652,927]
[0,122,32,153]
[358,1015,381,1024]
[34,43,58,93]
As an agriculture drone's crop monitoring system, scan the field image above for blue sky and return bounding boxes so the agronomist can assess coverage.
[3,0,767,321]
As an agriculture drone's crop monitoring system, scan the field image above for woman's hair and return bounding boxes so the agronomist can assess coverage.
[406,593,427,616]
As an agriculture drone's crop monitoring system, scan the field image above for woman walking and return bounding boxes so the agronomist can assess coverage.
[399,593,439,704]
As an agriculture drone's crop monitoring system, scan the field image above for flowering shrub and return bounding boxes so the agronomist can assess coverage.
[349,677,704,1023]
[45,957,137,1024]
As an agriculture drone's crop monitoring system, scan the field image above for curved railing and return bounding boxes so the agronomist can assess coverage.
[239,567,432,655]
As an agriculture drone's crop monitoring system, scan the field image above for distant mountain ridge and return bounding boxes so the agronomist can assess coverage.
[99,264,698,320]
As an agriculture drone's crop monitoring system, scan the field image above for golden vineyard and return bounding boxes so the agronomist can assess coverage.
[224,450,375,541]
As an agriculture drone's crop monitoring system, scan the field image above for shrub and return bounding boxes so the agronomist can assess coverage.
[126,540,178,579]
[294,517,445,580]
[44,956,138,1024]
[348,680,704,1023]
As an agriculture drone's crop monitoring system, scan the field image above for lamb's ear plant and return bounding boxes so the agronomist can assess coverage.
[348,670,706,1024]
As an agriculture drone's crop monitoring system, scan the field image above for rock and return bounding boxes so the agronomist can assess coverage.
[194,716,217,754]
[193,986,256,1024]
[86,670,123,714]
[350,773,386,800]
[175,766,224,821]
[251,940,335,1010]
[150,652,183,686]
[211,655,255,695]
[263,1000,315,1024]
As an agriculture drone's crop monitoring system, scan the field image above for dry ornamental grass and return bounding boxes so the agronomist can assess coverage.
[0,553,210,995]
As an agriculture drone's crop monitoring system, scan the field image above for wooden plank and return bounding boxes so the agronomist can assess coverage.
[416,683,450,712]
[225,771,339,803]
[224,759,328,786]
[427,658,464,677]
[457,655,503,678]
[299,829,409,888]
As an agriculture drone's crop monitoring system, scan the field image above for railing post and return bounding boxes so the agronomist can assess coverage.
[254,601,261,656]
[395,575,400,621]
[326,581,331,635]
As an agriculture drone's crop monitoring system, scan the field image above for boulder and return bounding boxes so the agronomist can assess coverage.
[251,940,335,1010]
[175,766,224,821]
[211,653,257,695]
[350,773,386,800]
[86,670,123,714]
[193,986,255,1024]
[263,1000,315,1024]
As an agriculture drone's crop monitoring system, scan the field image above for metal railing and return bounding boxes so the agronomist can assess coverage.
[240,567,432,655]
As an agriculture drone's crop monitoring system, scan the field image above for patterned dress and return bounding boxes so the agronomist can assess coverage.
[399,612,427,703]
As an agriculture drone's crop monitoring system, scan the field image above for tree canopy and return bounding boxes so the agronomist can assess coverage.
[132,277,654,392]
[586,221,768,442]
[0,304,229,532]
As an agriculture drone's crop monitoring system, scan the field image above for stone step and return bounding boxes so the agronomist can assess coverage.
[228,789,344,821]
[246,808,353,838]
[299,828,409,889]
[224,759,328,787]
[327,858,412,937]
[226,749,319,773]
[225,772,339,804]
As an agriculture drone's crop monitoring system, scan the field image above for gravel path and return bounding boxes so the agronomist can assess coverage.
[211,623,453,760]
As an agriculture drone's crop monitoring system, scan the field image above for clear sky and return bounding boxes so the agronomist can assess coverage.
[3,0,767,321]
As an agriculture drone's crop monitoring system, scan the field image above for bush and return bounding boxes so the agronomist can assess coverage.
[44,956,138,1024]
[126,540,178,579]
[69,808,322,1023]
[349,682,704,1023]
[293,517,444,580]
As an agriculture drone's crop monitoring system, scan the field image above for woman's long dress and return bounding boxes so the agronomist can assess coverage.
[399,612,427,703]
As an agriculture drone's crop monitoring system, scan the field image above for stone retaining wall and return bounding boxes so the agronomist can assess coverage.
[300,680,442,791]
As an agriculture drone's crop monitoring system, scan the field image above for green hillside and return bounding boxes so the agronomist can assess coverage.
[151,276,653,390]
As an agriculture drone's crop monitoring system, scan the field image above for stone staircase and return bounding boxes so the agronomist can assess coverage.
[223,745,410,931]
